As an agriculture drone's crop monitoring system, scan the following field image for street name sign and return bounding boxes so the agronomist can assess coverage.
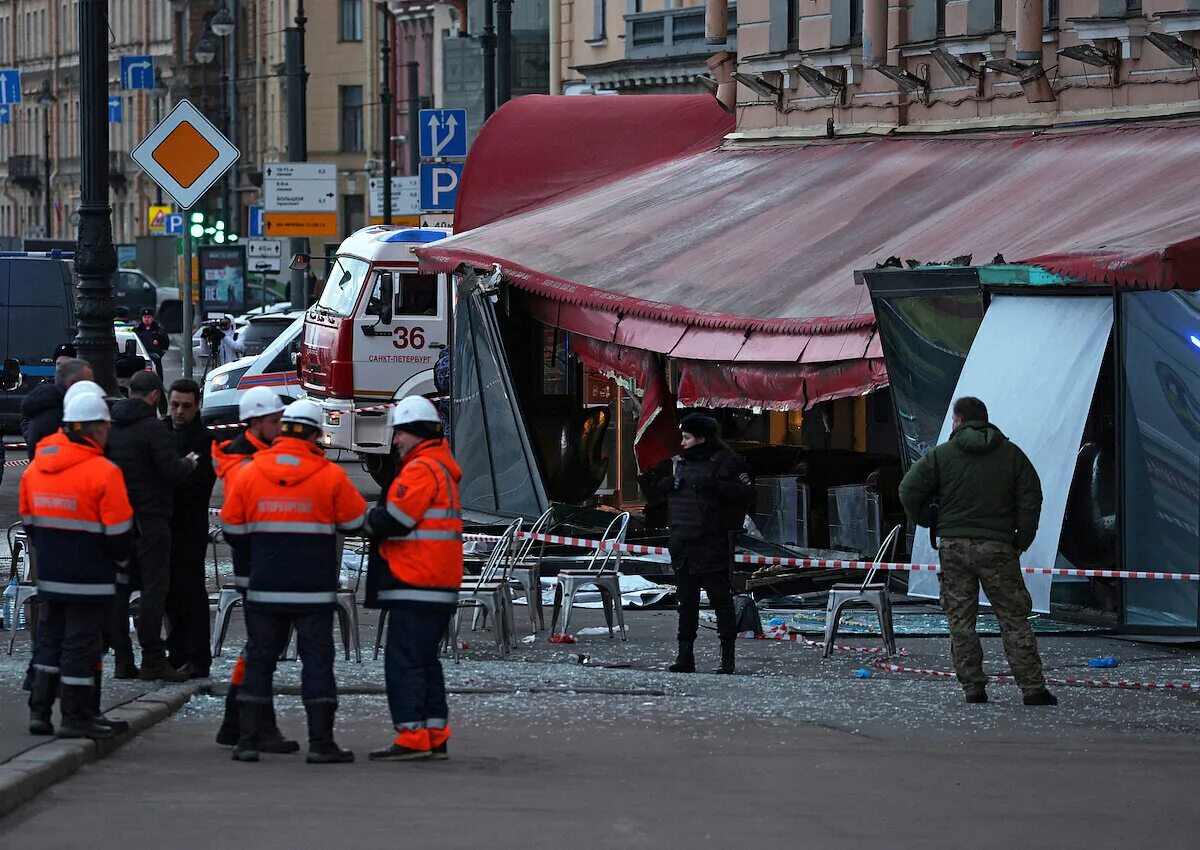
[264,162,337,236]
[418,109,468,159]
[368,176,420,218]
[130,99,240,210]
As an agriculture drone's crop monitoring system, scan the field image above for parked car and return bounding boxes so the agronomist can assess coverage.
[201,315,304,425]
[113,268,183,332]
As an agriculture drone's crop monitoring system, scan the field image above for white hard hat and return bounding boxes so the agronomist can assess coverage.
[63,380,106,407]
[63,393,111,424]
[281,399,322,429]
[238,385,286,421]
[388,395,440,430]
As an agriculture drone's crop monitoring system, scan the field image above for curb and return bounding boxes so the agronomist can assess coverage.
[0,682,202,819]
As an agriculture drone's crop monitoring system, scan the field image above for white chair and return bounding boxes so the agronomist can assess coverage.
[822,524,902,658]
[507,508,553,633]
[549,512,630,641]
[456,518,521,655]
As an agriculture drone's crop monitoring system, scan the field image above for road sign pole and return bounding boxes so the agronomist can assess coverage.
[182,219,194,380]
[407,61,419,175]
[74,0,119,395]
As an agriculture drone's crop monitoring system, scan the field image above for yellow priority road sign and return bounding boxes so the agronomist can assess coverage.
[130,99,240,210]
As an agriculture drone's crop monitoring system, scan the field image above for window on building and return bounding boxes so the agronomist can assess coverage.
[593,0,606,40]
[1048,0,1059,24]
[339,85,364,152]
[1125,0,1141,12]
[850,0,862,43]
[339,0,363,41]
[936,0,947,36]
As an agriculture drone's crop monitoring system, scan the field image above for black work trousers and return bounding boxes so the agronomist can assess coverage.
[240,606,337,704]
[35,601,107,684]
[108,515,172,666]
[165,510,212,674]
[676,570,736,643]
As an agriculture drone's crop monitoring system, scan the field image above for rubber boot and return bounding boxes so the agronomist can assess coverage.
[215,684,241,746]
[91,668,130,734]
[259,700,300,754]
[57,684,116,740]
[713,637,736,674]
[232,701,263,762]
[28,669,59,736]
[668,641,695,673]
[304,702,354,764]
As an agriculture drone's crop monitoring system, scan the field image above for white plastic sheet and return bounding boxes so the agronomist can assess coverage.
[909,295,1113,613]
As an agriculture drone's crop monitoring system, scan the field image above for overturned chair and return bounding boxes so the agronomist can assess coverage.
[822,524,902,658]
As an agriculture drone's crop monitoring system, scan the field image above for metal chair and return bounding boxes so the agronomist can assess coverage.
[456,518,521,655]
[549,512,630,641]
[209,586,244,658]
[207,524,224,591]
[6,527,38,655]
[507,508,553,633]
[822,523,902,658]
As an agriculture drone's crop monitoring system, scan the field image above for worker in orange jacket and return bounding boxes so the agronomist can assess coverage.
[20,393,134,739]
[364,396,463,762]
[221,399,367,764]
[211,386,296,753]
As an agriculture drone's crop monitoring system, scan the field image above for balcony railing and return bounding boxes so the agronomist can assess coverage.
[626,3,737,61]
[8,154,40,185]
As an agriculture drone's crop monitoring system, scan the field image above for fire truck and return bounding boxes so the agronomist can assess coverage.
[298,226,451,483]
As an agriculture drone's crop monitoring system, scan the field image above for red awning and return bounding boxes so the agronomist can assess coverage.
[420,118,1200,407]
[453,94,734,233]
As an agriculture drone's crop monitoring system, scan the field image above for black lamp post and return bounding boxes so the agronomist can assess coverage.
[37,80,55,239]
[74,0,118,394]
[380,4,393,225]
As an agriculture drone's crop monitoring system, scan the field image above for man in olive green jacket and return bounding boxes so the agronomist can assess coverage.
[899,396,1057,707]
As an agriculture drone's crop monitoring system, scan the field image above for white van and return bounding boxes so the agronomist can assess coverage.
[201,314,305,425]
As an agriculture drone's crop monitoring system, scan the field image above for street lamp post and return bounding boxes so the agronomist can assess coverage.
[74,0,118,394]
[483,0,496,118]
[211,1,238,239]
[380,6,393,225]
[496,0,513,107]
[38,81,55,239]
[285,1,309,306]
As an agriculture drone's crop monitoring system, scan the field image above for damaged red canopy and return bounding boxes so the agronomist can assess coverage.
[421,118,1200,406]
[454,94,734,233]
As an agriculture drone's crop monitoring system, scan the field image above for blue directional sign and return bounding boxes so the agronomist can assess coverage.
[418,109,468,159]
[120,55,155,90]
[247,204,264,238]
[108,96,122,123]
[0,69,21,104]
[0,105,10,125]
[165,213,184,236]
[419,162,463,212]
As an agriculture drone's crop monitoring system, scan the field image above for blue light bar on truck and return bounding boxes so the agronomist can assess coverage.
[0,250,75,259]
[380,229,449,244]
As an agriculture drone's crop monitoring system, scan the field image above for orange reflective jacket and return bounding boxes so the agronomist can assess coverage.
[368,439,463,607]
[19,432,134,602]
[221,437,367,610]
[212,430,270,482]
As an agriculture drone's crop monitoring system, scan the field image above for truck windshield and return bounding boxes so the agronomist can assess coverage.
[316,256,371,317]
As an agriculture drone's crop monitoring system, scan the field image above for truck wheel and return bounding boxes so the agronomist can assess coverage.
[159,301,182,333]
[364,454,396,489]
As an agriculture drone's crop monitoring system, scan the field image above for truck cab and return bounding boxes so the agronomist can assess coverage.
[300,226,450,480]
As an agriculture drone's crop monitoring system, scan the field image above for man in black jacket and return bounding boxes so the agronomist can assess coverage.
[105,371,198,681]
[164,379,216,678]
[134,308,170,381]
[20,358,94,458]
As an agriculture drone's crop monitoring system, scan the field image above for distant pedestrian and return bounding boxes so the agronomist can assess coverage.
[134,308,170,381]
[21,391,134,739]
[659,413,753,675]
[221,399,366,764]
[113,306,134,328]
[20,358,94,459]
[899,396,1057,706]
[164,379,216,678]
[104,371,198,682]
[204,314,245,366]
[364,396,463,762]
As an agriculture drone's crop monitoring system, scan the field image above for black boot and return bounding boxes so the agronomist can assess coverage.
[58,684,116,740]
[28,669,59,736]
[1023,688,1059,706]
[259,700,300,754]
[215,684,241,746]
[669,641,696,673]
[713,637,736,674]
[91,669,130,735]
[232,701,263,762]
[304,702,354,764]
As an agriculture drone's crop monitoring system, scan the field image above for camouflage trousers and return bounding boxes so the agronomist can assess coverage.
[938,538,1047,696]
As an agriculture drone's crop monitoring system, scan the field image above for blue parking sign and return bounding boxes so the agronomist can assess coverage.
[165,213,184,236]
[0,69,21,104]
[120,55,155,90]
[419,163,463,212]
[247,205,264,238]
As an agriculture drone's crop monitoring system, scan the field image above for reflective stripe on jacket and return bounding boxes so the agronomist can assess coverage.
[18,432,134,602]
[220,436,367,611]
[368,439,463,608]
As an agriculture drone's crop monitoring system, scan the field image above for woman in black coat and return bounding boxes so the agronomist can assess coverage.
[660,413,753,674]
